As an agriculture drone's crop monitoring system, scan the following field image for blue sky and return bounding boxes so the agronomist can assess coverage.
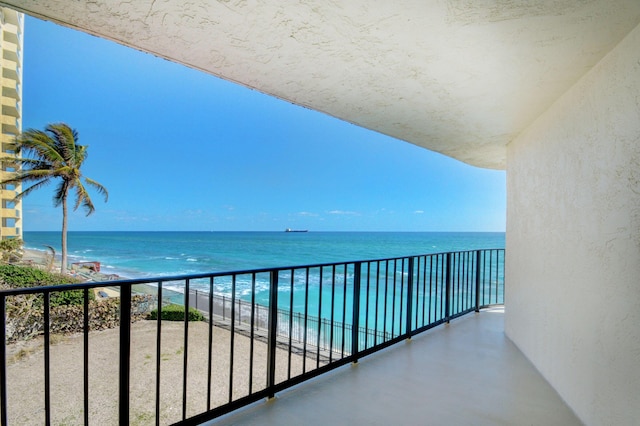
[22,16,505,232]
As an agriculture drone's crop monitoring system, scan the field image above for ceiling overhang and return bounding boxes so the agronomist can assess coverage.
[2,1,640,169]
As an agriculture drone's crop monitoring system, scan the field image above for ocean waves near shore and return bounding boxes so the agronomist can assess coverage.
[23,231,505,281]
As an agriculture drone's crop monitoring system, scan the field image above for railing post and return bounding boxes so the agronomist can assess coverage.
[351,262,361,361]
[119,285,132,423]
[475,250,482,312]
[267,270,279,398]
[445,253,452,323]
[405,257,414,339]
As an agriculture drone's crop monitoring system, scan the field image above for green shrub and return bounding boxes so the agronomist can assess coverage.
[0,264,90,307]
[0,238,23,263]
[0,264,81,287]
[148,304,205,322]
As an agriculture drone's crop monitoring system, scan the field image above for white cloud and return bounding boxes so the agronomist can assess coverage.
[328,210,360,216]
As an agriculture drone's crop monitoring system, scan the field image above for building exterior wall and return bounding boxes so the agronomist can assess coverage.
[0,7,21,239]
[505,22,640,425]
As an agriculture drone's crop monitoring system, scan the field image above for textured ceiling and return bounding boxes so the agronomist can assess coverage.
[3,0,640,169]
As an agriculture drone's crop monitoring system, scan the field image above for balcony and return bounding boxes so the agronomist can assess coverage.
[1,82,19,102]
[0,226,17,237]
[1,28,19,46]
[0,249,579,425]
[0,98,18,119]
[212,307,580,426]
[0,116,18,136]
[0,209,17,219]
[0,61,18,83]
[1,43,18,64]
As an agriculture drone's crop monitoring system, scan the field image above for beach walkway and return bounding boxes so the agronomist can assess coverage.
[209,308,581,426]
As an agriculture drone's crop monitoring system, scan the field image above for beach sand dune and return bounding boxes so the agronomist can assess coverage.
[5,320,306,425]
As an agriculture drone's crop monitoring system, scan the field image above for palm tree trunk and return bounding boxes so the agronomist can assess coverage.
[61,195,68,274]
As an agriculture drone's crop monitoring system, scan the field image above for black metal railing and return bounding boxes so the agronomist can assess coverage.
[0,248,504,425]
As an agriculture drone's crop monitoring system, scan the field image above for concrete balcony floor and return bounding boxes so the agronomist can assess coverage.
[210,308,581,425]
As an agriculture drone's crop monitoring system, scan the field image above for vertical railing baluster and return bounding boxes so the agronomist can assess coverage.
[414,256,421,330]
[119,285,132,424]
[83,288,89,426]
[399,259,405,336]
[267,270,279,398]
[421,256,427,327]
[475,251,481,311]
[302,268,309,373]
[206,278,213,411]
[445,253,452,323]
[392,260,397,337]
[406,257,414,338]
[0,295,6,426]
[250,273,256,392]
[44,291,51,425]
[496,249,501,304]
[156,281,163,426]
[329,266,336,362]
[464,252,473,309]
[228,276,236,403]
[351,262,361,362]
[341,264,348,357]
[383,260,389,341]
[364,262,371,350]
[287,271,294,380]
[457,253,462,313]
[182,279,190,420]
[316,267,323,368]
[440,254,446,319]
[374,262,380,346]
[428,256,433,324]
[489,250,494,305]
[435,256,440,320]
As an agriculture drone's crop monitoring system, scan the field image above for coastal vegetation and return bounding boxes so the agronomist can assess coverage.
[0,263,86,306]
[0,238,23,263]
[0,263,152,342]
[0,123,108,274]
[149,303,205,322]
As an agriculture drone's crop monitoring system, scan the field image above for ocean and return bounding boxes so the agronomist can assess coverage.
[23,231,505,280]
[23,231,505,338]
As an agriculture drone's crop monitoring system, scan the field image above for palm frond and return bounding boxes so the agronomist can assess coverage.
[83,177,109,202]
[52,180,70,208]
[14,178,52,201]
[7,122,107,218]
[15,130,64,164]
[73,181,96,216]
[47,123,79,164]
[1,169,57,187]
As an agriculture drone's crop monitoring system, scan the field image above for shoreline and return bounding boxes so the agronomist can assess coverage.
[22,248,127,281]
[21,248,191,302]
[20,248,131,298]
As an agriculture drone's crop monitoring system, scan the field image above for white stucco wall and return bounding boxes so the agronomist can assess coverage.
[505,22,640,425]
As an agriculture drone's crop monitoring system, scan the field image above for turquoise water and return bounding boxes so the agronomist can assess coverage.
[23,231,505,279]
[23,231,504,339]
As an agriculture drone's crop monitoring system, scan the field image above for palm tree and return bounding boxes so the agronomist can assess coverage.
[1,123,108,274]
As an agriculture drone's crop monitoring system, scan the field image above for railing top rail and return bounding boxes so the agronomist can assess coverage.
[0,248,505,296]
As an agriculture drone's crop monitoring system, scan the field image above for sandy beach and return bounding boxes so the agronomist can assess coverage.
[6,319,307,425]
[5,248,310,425]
